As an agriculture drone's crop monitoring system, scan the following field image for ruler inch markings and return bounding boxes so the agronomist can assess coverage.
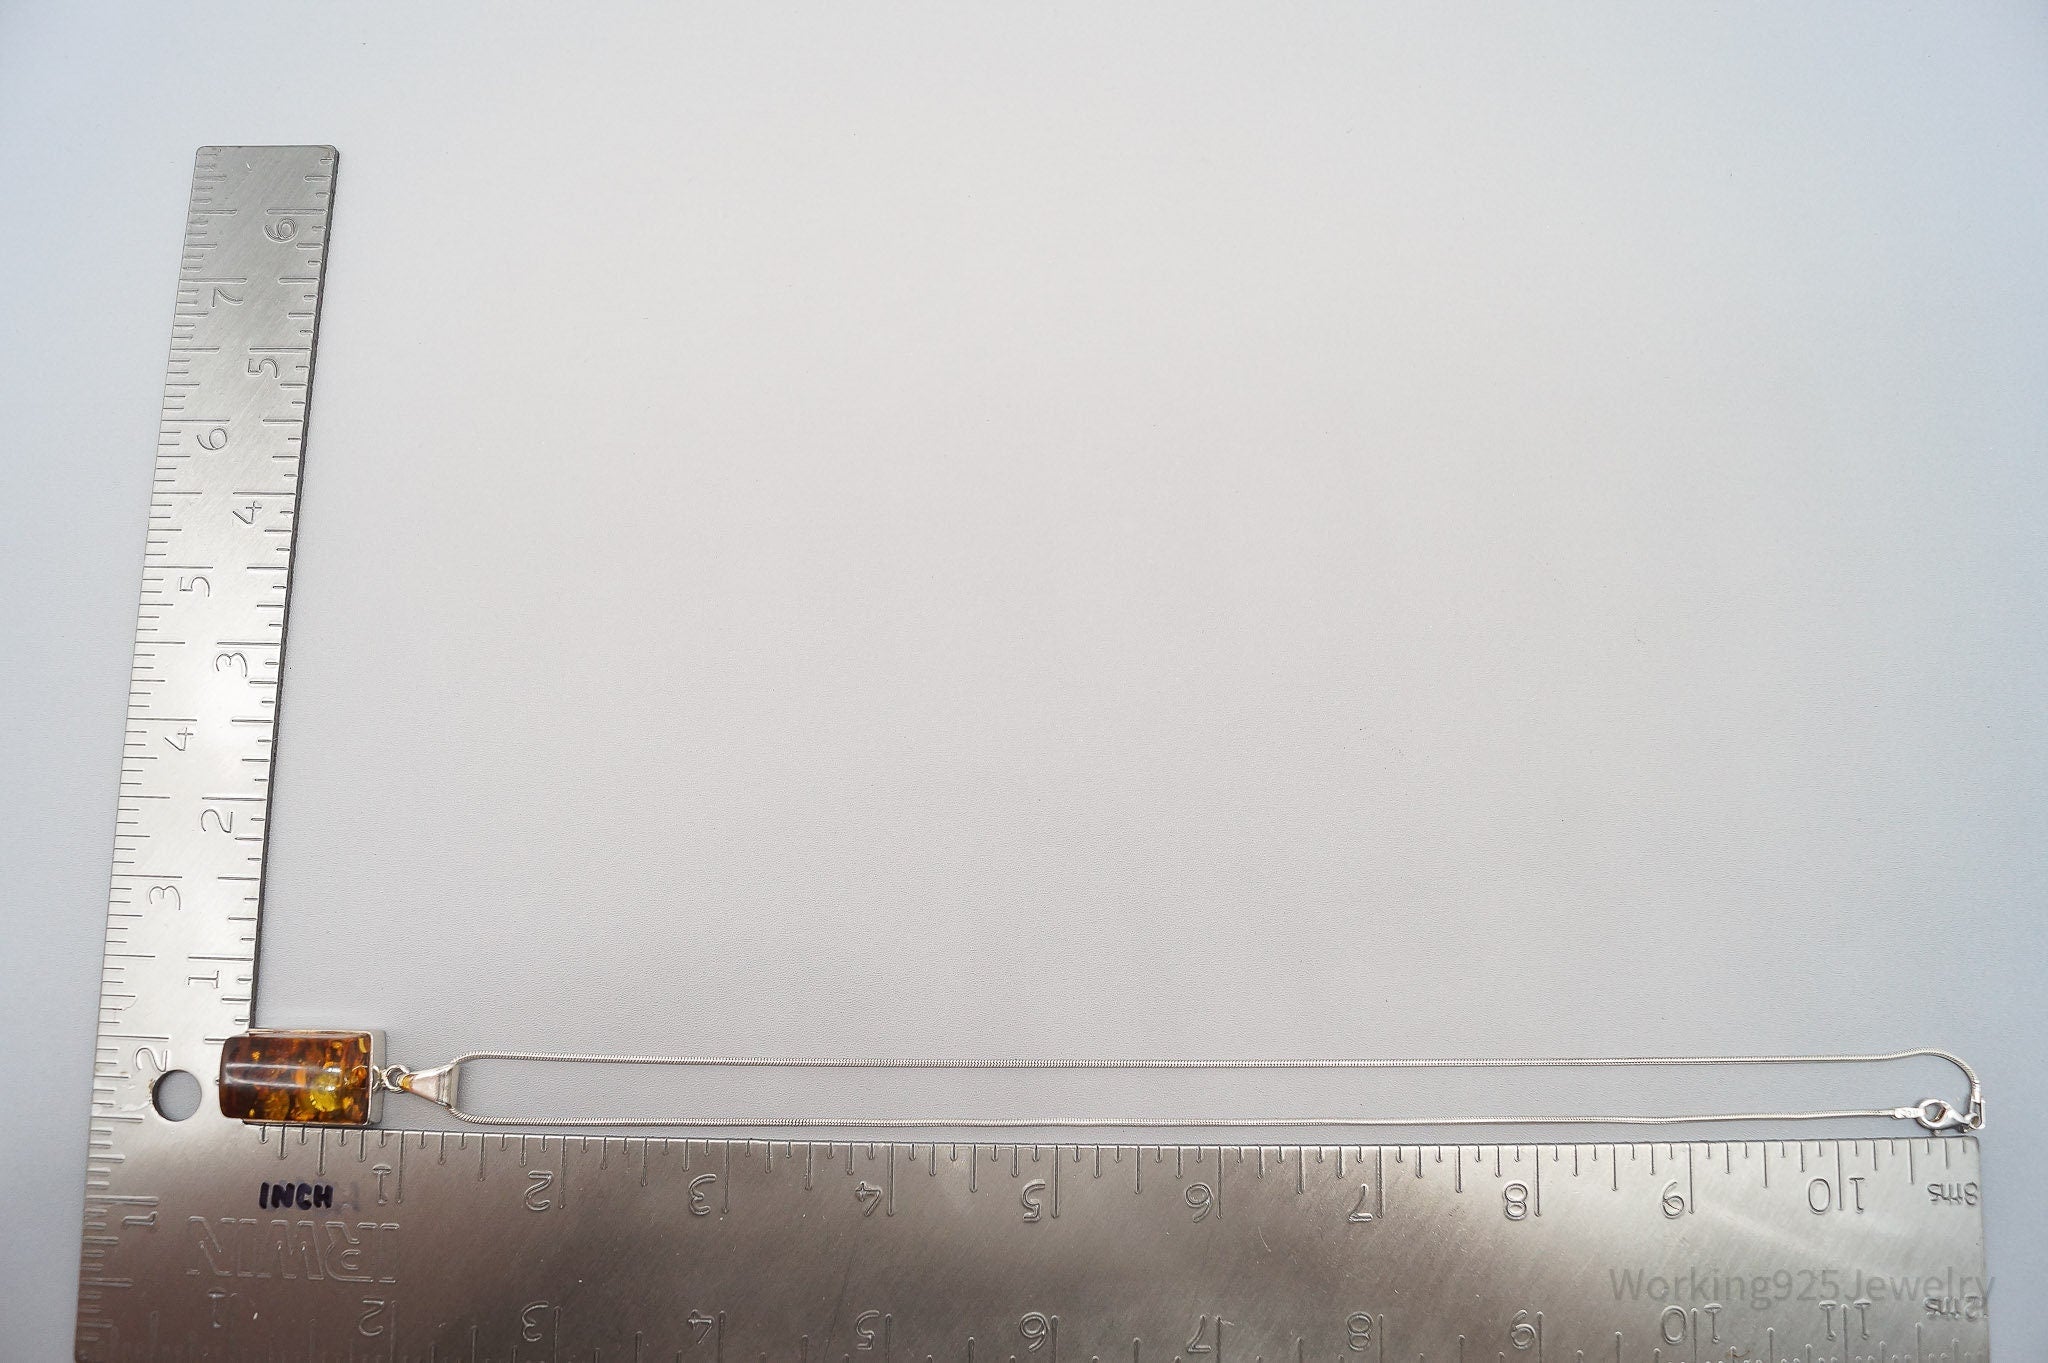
[73,146,338,1363]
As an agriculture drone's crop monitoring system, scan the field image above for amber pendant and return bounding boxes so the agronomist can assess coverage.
[218,1029,386,1126]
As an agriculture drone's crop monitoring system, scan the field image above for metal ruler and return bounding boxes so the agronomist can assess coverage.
[79,145,338,1361]
[74,149,1993,1363]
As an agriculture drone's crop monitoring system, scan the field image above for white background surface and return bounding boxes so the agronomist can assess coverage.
[3,3,2045,1357]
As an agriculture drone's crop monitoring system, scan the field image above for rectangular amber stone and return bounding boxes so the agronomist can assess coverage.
[218,1030,381,1126]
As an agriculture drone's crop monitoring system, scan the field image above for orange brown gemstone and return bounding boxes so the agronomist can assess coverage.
[218,1030,375,1125]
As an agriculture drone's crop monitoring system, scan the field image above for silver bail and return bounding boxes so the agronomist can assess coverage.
[397,1062,462,1110]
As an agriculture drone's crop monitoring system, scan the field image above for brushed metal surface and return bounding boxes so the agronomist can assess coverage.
[74,150,1992,1362]
[76,145,338,1361]
[91,1126,1989,1363]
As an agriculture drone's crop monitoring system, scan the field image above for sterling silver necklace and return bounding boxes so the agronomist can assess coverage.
[214,1032,1985,1135]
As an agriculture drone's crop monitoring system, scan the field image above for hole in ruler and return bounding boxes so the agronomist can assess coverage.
[152,1070,203,1122]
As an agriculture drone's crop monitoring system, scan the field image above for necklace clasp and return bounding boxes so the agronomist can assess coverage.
[1907,1096,1983,1133]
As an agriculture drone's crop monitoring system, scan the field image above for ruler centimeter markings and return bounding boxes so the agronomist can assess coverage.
[95,1127,1991,1363]
[75,151,1991,1362]
[79,146,338,1361]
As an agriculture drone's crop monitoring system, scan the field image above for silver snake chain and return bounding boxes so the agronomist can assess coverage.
[377,1046,1984,1134]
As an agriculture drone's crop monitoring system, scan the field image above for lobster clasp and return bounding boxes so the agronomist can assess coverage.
[1907,1097,1983,1134]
